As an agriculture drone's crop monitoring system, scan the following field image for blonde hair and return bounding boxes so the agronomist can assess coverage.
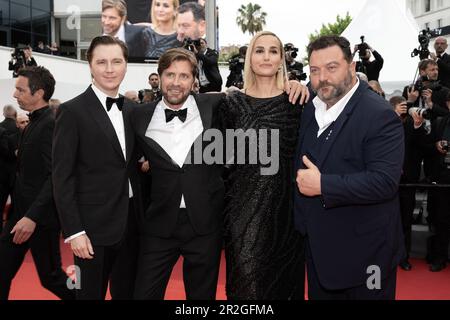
[151,0,179,29]
[243,31,288,91]
[102,0,127,18]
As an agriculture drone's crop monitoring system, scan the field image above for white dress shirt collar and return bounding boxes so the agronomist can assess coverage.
[159,95,196,115]
[313,79,360,137]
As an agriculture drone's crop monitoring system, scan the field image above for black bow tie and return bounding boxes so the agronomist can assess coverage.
[106,96,125,111]
[165,108,188,123]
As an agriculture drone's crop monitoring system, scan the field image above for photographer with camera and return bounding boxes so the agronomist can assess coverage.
[403,59,450,120]
[226,46,247,89]
[284,43,306,82]
[8,46,37,78]
[177,2,222,93]
[391,96,428,271]
[423,90,450,272]
[353,37,384,81]
[192,38,222,93]
[430,37,450,89]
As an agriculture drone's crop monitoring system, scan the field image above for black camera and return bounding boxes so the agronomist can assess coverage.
[11,46,27,67]
[411,29,432,60]
[356,36,370,60]
[287,69,307,81]
[182,38,202,52]
[408,107,432,120]
[227,54,245,89]
[284,43,299,60]
[229,55,245,72]
[414,76,442,92]
[9,46,29,78]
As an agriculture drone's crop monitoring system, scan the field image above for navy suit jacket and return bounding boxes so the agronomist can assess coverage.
[294,81,405,290]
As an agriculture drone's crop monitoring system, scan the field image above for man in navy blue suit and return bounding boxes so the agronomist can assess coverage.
[294,35,405,300]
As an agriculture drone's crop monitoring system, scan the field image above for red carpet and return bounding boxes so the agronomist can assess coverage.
[7,240,450,300]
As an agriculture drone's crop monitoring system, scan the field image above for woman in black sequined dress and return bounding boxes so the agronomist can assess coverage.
[221,31,305,300]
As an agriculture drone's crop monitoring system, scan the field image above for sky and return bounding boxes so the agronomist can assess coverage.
[216,0,367,52]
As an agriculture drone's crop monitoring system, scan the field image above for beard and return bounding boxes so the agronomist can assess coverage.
[163,86,190,108]
[314,70,354,106]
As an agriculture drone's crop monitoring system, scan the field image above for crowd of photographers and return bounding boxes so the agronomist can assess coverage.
[376,34,450,273]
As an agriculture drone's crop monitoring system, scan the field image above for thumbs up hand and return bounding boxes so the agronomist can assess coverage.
[296,156,322,197]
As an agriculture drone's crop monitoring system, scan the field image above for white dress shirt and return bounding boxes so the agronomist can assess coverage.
[65,84,133,243]
[145,95,204,208]
[313,79,360,137]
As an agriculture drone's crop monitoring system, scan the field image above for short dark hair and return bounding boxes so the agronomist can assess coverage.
[418,59,438,71]
[86,36,128,64]
[178,2,205,22]
[389,96,406,108]
[149,73,159,80]
[17,66,55,102]
[446,90,450,102]
[158,48,198,79]
[102,0,127,17]
[307,35,353,63]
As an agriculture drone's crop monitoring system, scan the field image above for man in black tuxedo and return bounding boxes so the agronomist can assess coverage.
[132,48,224,300]
[431,37,450,89]
[52,36,142,300]
[102,0,146,58]
[0,114,29,234]
[0,106,18,232]
[0,66,75,300]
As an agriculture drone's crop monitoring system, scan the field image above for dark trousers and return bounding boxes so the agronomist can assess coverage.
[399,186,416,259]
[134,209,222,300]
[432,188,450,264]
[74,200,139,300]
[0,224,75,300]
[305,239,397,300]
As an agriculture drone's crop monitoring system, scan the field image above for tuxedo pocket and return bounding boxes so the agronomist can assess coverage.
[76,192,107,205]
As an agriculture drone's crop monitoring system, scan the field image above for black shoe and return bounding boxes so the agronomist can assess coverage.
[429,262,447,272]
[399,260,412,271]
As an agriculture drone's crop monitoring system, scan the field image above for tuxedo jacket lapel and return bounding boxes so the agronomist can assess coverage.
[140,103,178,166]
[122,100,135,164]
[84,87,125,162]
[193,94,212,131]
